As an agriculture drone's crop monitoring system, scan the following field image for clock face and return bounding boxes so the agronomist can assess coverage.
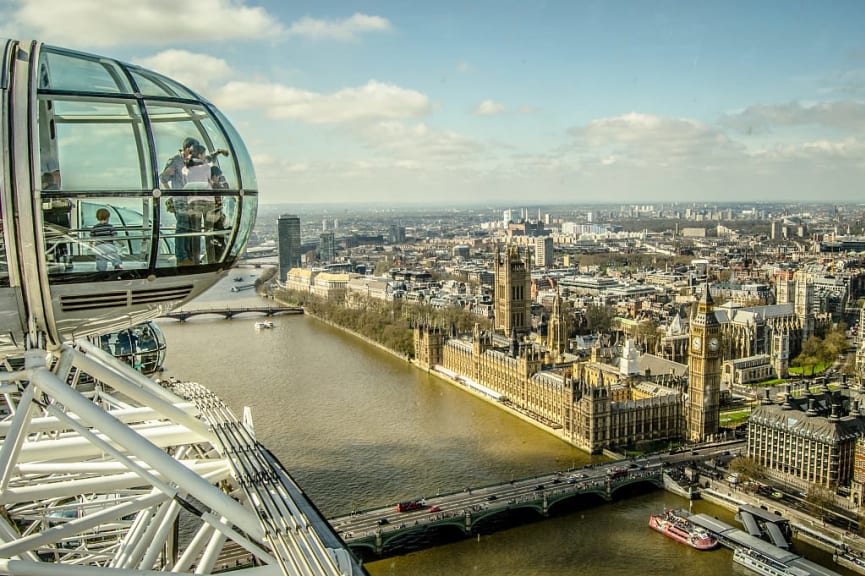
[709,337,719,351]
[692,336,702,351]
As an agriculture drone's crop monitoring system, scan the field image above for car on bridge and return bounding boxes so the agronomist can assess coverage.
[428,505,441,512]
[486,495,498,501]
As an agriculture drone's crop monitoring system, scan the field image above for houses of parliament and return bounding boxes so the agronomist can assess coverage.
[414,244,726,453]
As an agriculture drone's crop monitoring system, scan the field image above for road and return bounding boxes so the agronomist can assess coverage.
[330,441,744,540]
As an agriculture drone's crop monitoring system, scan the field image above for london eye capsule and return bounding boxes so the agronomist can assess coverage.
[0,39,258,354]
[95,321,167,374]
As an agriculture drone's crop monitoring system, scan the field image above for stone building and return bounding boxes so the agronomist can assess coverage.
[687,285,722,442]
[410,252,725,454]
[658,313,689,364]
[715,302,803,369]
[493,244,531,336]
[748,384,865,491]
[721,354,774,387]
[414,323,685,453]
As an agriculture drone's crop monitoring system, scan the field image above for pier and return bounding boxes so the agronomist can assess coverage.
[688,512,841,576]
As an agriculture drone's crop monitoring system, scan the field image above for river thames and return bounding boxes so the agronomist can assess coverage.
[155,271,849,575]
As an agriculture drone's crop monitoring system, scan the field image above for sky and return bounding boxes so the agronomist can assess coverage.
[3,0,865,206]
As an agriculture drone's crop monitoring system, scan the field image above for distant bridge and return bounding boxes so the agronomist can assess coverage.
[330,465,665,560]
[160,305,303,322]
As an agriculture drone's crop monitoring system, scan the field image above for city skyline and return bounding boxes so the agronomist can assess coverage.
[3,0,865,204]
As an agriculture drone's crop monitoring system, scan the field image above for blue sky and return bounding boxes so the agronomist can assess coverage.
[3,0,865,205]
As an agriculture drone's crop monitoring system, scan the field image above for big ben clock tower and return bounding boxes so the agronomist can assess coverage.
[687,283,722,442]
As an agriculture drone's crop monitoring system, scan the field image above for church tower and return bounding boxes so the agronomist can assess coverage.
[687,283,722,442]
[546,289,568,361]
[494,244,531,336]
[413,324,444,371]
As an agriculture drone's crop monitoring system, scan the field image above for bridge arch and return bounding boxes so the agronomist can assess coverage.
[379,523,467,557]
[608,476,663,497]
[546,489,610,515]
[469,505,545,534]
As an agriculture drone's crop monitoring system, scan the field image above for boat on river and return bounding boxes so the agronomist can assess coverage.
[254,320,274,330]
[733,547,808,576]
[648,509,718,550]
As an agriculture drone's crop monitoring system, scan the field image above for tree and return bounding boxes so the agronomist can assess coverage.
[584,304,615,334]
[728,456,765,483]
[805,483,835,522]
[793,336,824,376]
[635,319,659,353]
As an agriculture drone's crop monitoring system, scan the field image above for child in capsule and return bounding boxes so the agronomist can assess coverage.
[91,208,122,271]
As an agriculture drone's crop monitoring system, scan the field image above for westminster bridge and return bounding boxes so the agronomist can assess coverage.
[330,463,669,560]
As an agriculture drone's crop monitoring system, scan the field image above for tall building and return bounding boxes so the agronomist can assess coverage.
[687,284,722,442]
[534,236,553,268]
[775,269,795,305]
[319,231,335,263]
[388,224,406,244]
[277,214,301,282]
[494,244,531,336]
[546,290,568,361]
[794,269,814,343]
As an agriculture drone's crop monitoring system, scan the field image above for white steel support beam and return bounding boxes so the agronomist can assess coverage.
[0,491,167,559]
[0,404,198,437]
[0,383,36,493]
[171,523,214,574]
[111,509,153,569]
[195,524,227,575]
[75,343,210,435]
[0,341,361,575]
[15,424,209,463]
[139,499,181,570]
[0,558,280,575]
[29,367,264,541]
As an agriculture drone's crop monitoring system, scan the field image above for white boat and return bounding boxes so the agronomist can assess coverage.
[733,548,807,576]
[254,320,274,330]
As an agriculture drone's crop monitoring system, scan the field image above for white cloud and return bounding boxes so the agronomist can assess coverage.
[475,100,506,116]
[287,13,392,41]
[214,80,431,124]
[722,100,865,134]
[133,50,235,96]
[1,0,283,47]
[752,137,865,164]
[570,112,744,167]
[361,121,484,163]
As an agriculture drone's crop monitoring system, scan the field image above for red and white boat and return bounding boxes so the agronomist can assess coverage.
[649,509,719,550]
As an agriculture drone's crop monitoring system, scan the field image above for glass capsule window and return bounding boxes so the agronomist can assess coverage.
[35,44,257,281]
[95,321,167,375]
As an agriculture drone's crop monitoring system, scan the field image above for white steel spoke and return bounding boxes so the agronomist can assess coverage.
[0,343,362,575]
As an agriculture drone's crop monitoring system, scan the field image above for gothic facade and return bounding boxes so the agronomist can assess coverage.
[687,285,722,442]
[493,244,531,336]
[413,324,685,454]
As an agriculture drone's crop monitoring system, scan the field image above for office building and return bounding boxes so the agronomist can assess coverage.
[534,236,553,269]
[277,214,301,282]
[319,231,335,263]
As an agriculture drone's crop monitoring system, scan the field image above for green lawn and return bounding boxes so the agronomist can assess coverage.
[788,362,831,375]
[721,408,752,427]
